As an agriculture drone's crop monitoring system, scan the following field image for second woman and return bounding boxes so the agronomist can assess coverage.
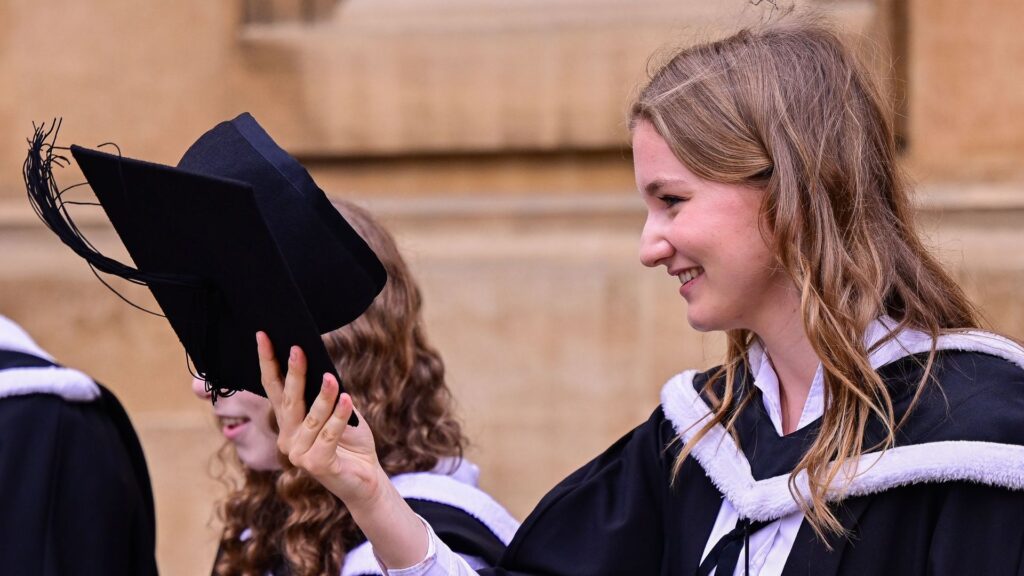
[195,199,518,576]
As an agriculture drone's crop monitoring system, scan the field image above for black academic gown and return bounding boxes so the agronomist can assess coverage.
[0,351,158,576]
[485,345,1024,576]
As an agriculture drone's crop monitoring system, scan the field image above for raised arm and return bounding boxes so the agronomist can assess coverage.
[256,331,431,570]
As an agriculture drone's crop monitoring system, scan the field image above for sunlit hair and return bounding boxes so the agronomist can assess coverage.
[214,199,466,576]
[630,14,981,540]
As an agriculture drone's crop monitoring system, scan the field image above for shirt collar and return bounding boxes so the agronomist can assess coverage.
[748,316,928,436]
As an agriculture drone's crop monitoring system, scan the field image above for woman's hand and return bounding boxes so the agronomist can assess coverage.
[256,332,430,569]
[256,331,383,506]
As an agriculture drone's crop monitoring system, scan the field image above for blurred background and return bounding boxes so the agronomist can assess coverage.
[1,0,1023,573]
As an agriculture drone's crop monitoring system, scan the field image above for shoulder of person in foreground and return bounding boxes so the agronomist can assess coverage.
[0,316,158,576]
[802,336,1024,575]
[875,331,1024,448]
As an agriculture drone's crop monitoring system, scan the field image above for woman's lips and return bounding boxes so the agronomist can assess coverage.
[678,267,704,298]
[219,416,250,440]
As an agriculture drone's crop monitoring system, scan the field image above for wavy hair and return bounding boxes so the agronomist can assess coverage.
[630,14,981,540]
[214,199,466,576]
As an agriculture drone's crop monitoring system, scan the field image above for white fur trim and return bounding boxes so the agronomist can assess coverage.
[660,331,1024,522]
[340,466,519,576]
[0,315,55,360]
[0,316,100,402]
[339,541,381,576]
[390,472,520,545]
[0,366,101,402]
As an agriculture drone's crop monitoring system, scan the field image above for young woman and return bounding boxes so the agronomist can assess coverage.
[198,200,518,576]
[258,15,1024,575]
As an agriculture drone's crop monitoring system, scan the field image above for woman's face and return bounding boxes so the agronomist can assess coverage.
[634,120,794,334]
[191,378,282,471]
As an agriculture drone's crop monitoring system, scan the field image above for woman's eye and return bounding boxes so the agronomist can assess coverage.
[660,195,686,207]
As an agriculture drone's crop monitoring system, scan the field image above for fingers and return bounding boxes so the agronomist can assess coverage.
[256,331,284,409]
[282,344,308,418]
[306,386,357,467]
[286,373,341,459]
[254,336,368,488]
[257,332,310,442]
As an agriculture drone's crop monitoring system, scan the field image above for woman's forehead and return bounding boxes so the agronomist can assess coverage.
[633,122,700,190]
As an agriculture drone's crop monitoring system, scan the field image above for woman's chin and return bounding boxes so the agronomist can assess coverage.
[237,448,283,472]
[685,311,718,333]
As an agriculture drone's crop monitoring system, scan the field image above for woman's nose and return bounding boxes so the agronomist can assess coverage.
[639,217,673,268]
[191,377,212,400]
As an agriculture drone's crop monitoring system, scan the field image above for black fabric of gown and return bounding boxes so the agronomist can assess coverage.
[482,350,1024,576]
[0,351,158,576]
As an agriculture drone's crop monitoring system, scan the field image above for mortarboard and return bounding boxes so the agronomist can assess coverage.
[23,114,386,417]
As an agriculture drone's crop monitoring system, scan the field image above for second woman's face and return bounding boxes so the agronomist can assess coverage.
[191,378,282,471]
[634,120,793,334]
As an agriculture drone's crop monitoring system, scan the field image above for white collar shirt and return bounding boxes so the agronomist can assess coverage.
[700,316,929,576]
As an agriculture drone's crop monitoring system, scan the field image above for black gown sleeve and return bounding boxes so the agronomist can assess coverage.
[927,482,1024,574]
[921,354,1024,575]
[479,408,677,576]
[0,391,158,576]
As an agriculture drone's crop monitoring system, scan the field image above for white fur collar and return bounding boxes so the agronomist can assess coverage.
[0,316,100,402]
[660,331,1024,522]
[340,460,520,576]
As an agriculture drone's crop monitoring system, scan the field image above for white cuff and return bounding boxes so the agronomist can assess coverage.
[374,514,481,576]
[375,514,437,575]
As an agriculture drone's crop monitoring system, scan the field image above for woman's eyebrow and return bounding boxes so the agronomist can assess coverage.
[644,178,689,195]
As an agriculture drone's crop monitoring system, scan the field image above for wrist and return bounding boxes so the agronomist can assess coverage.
[347,466,395,517]
[347,469,430,570]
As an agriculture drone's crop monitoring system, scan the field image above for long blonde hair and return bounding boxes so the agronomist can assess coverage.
[630,14,981,539]
[214,199,466,576]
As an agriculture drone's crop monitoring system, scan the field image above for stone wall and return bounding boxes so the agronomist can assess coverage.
[906,0,1024,180]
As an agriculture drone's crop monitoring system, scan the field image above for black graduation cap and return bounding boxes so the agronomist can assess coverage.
[23,114,386,416]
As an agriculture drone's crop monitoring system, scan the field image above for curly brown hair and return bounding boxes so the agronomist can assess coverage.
[213,199,466,576]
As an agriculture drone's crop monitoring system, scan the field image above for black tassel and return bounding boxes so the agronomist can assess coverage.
[24,120,234,403]
[23,120,204,291]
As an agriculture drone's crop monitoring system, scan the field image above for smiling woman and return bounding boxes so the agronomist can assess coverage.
[192,380,280,471]
[635,119,788,334]
[258,12,1024,576]
[196,199,517,576]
